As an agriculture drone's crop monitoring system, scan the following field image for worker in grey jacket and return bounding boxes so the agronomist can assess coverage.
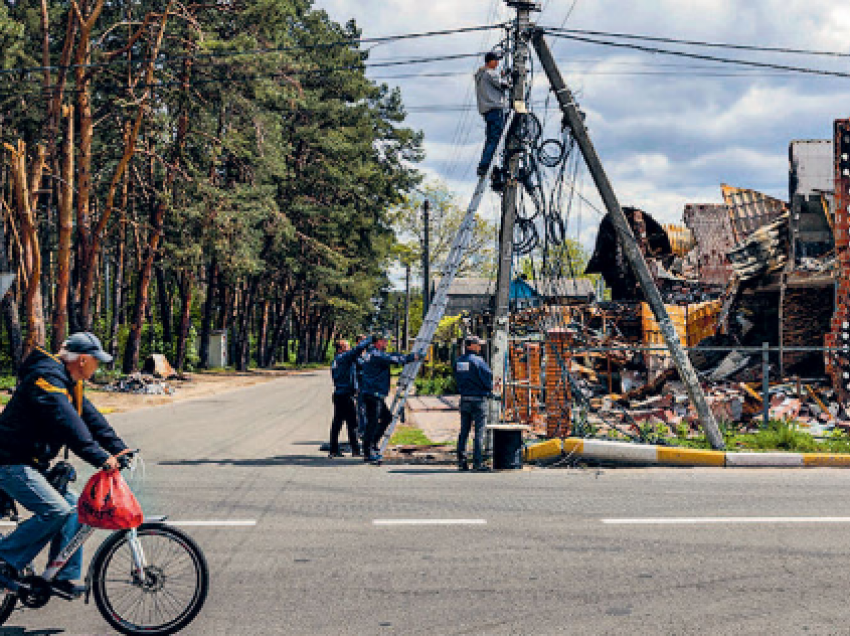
[475,52,509,176]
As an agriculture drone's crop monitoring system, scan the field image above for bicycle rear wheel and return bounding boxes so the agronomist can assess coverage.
[91,522,208,635]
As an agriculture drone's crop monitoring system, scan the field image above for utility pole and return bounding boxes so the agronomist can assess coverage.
[422,199,431,318]
[403,262,411,351]
[489,0,538,429]
[531,31,725,450]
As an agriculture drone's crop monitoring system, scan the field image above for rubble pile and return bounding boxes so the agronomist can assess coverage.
[105,373,175,395]
[502,117,850,445]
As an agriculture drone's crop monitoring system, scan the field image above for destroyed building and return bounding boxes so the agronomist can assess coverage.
[502,117,850,440]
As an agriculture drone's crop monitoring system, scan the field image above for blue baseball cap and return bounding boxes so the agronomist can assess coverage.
[64,332,113,363]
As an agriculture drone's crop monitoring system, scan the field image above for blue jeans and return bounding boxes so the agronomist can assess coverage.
[0,464,82,581]
[478,109,505,172]
[458,397,487,467]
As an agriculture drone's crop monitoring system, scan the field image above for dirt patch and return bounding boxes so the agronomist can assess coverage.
[86,368,316,414]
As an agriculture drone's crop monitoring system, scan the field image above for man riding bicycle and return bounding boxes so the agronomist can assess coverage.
[0,332,128,598]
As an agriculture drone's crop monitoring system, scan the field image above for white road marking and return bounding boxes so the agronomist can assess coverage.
[0,520,257,528]
[166,520,258,527]
[373,519,487,526]
[603,517,850,525]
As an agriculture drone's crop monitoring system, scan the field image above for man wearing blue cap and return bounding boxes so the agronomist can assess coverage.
[0,332,128,598]
[359,332,422,463]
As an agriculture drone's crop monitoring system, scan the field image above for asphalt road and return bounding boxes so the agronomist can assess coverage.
[6,371,850,635]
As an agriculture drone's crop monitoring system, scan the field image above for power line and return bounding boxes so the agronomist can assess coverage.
[0,24,505,78]
[543,30,850,79]
[0,52,491,103]
[543,26,850,59]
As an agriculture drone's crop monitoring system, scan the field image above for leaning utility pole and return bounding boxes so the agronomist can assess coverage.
[531,31,725,450]
[489,1,538,428]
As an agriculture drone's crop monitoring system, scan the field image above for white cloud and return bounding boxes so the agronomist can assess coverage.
[314,0,850,262]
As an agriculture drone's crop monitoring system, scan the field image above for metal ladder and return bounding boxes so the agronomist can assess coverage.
[378,113,515,456]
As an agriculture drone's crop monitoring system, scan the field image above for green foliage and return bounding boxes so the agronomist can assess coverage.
[673,420,850,454]
[414,362,457,395]
[0,0,423,373]
[391,180,497,280]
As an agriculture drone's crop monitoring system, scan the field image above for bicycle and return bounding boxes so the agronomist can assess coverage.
[0,451,209,635]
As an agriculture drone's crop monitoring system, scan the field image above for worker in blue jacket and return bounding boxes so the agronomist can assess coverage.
[359,332,422,463]
[454,335,493,471]
[353,334,369,440]
[328,336,372,458]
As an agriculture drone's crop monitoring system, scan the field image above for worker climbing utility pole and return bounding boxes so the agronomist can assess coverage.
[531,31,725,450]
[489,0,539,429]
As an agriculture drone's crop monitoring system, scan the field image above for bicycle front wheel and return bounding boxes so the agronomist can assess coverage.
[91,523,209,636]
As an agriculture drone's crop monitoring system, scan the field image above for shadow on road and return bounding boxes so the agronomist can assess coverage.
[386,469,464,475]
[159,455,364,468]
[0,628,64,635]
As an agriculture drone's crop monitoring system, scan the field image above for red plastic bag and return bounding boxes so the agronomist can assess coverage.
[78,470,143,530]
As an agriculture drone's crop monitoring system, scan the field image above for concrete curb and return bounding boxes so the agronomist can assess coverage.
[524,438,850,468]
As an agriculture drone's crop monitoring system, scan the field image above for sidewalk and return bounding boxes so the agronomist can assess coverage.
[405,395,460,443]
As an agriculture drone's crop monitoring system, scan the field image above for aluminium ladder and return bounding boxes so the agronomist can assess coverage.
[378,113,515,456]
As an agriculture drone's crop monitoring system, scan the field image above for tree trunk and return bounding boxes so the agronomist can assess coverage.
[79,5,171,329]
[0,216,23,371]
[198,259,217,369]
[155,265,173,351]
[108,217,126,366]
[52,104,74,348]
[174,270,193,371]
[255,298,269,369]
[234,279,256,371]
[123,199,166,374]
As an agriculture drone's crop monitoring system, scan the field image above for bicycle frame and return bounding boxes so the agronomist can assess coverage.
[43,524,150,586]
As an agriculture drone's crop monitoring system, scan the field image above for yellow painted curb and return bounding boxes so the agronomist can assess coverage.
[562,438,584,456]
[802,453,850,467]
[657,447,726,467]
[524,439,562,462]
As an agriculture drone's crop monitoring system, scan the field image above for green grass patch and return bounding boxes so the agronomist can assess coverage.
[390,425,433,446]
[669,420,850,454]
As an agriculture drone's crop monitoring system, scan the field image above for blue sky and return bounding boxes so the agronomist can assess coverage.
[313,0,850,253]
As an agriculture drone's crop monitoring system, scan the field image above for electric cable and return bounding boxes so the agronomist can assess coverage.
[543,26,850,59]
[0,24,507,78]
[542,30,850,80]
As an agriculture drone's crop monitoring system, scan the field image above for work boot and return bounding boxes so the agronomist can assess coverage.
[327,451,343,459]
[458,463,470,472]
[473,465,492,473]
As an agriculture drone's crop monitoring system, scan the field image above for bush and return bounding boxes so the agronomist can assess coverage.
[414,374,457,396]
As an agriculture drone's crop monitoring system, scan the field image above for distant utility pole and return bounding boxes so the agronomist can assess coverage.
[403,262,411,350]
[531,31,725,450]
[422,199,431,318]
[489,0,538,428]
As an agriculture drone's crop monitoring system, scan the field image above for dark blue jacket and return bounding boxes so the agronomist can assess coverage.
[454,352,493,397]
[0,348,127,469]
[360,347,417,398]
[331,338,372,395]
